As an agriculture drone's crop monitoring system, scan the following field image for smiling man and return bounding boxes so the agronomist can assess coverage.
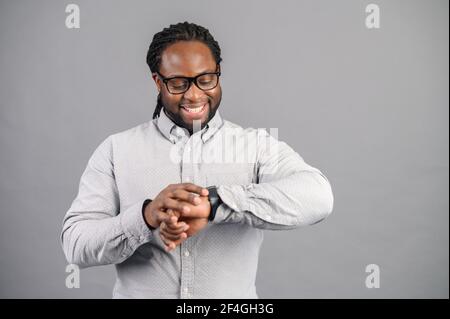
[152,39,222,133]
[61,22,334,299]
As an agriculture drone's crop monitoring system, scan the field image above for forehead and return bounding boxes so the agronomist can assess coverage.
[159,41,217,77]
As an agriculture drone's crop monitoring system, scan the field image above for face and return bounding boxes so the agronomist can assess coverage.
[152,40,222,134]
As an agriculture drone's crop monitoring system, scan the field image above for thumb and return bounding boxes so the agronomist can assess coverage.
[165,209,179,225]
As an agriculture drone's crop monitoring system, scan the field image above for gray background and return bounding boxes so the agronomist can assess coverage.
[0,0,448,298]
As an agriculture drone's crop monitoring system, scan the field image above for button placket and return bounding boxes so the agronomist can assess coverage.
[179,134,200,298]
[180,239,195,298]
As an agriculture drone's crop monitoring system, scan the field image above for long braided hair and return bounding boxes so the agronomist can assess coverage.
[146,22,223,119]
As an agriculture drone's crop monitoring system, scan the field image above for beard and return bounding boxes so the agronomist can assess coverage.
[162,93,222,134]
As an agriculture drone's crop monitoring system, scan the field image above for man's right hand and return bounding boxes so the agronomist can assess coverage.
[160,209,209,251]
[143,183,209,229]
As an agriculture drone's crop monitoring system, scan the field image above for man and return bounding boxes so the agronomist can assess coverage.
[61,22,334,299]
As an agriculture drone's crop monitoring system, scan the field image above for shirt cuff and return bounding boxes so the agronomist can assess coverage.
[211,202,233,224]
[212,185,251,224]
[142,199,156,230]
[217,184,250,213]
[119,200,154,246]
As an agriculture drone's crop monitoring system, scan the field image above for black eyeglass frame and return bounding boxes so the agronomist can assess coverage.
[156,65,221,95]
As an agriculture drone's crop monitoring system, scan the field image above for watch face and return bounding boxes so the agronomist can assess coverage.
[207,186,217,197]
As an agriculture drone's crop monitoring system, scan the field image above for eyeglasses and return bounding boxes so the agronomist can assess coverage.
[156,65,221,94]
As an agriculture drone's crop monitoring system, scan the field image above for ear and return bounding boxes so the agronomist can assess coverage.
[152,73,162,92]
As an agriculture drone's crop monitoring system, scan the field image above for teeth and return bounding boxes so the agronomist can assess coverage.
[182,104,205,113]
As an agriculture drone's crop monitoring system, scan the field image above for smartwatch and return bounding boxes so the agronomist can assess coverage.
[207,186,222,221]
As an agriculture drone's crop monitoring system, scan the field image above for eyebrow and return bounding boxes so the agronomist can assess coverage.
[165,69,217,78]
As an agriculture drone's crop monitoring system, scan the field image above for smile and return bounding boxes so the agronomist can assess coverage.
[181,103,207,114]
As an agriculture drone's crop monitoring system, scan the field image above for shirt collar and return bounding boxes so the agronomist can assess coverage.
[155,107,224,143]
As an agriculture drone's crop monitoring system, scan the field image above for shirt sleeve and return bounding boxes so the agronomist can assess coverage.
[213,129,334,230]
[60,136,154,268]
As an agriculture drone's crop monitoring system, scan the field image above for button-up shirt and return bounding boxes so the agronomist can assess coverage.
[61,108,334,298]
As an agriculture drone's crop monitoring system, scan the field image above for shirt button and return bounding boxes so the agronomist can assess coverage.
[184,250,190,257]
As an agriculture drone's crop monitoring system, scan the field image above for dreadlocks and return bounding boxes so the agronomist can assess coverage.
[146,22,223,119]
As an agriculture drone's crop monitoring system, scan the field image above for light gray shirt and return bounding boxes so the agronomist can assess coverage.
[61,109,334,298]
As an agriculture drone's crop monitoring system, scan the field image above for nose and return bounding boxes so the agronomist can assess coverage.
[183,81,205,101]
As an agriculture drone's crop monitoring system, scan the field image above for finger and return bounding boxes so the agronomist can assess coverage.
[164,220,189,233]
[160,221,188,248]
[159,233,176,251]
[177,183,209,197]
[163,210,179,226]
[181,208,209,219]
[159,232,171,248]
[163,210,186,228]
[154,210,171,225]
[161,229,187,241]
[162,198,191,214]
[167,208,181,219]
[160,222,188,240]
[161,220,187,234]
[170,189,202,205]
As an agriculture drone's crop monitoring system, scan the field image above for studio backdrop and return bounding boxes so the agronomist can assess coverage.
[0,0,448,298]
